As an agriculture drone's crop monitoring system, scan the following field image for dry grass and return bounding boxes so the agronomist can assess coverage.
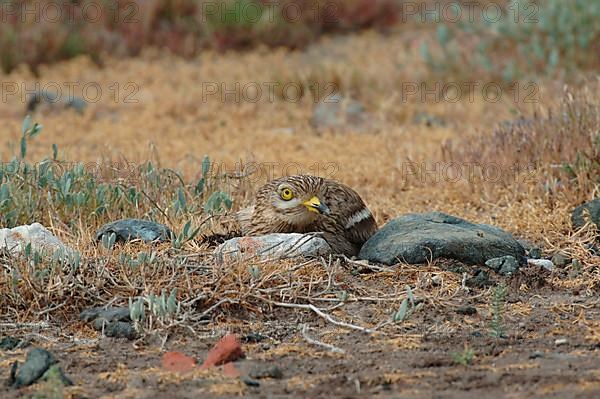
[1,28,599,317]
[0,23,599,397]
[0,0,401,73]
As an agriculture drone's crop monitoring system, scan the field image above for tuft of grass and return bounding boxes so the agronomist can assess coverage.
[441,88,600,204]
[129,288,180,334]
[393,285,423,323]
[451,345,475,366]
[489,283,508,338]
[0,116,234,231]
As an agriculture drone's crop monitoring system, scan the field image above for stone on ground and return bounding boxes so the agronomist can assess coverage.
[13,348,57,388]
[95,218,172,243]
[358,212,525,265]
[215,233,331,264]
[79,306,137,340]
[310,94,374,133]
[571,198,600,230]
[485,255,520,276]
[0,223,70,256]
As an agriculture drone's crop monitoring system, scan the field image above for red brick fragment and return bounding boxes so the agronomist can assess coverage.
[162,351,196,373]
[201,334,244,369]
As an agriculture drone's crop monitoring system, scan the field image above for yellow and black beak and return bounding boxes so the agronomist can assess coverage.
[303,196,331,215]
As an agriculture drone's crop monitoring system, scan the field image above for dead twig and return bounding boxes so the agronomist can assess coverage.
[301,324,345,353]
[259,297,376,333]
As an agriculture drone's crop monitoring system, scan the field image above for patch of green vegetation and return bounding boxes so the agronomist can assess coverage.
[451,346,475,366]
[489,283,508,338]
[422,0,600,84]
[129,288,180,333]
[0,116,232,233]
[393,285,423,323]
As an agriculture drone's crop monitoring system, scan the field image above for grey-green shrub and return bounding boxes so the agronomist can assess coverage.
[422,0,600,83]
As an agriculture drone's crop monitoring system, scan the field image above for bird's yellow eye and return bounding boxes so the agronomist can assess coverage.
[280,188,294,201]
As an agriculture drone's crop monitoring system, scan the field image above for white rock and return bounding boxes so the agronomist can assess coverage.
[554,338,568,346]
[527,258,555,271]
[0,223,70,256]
[215,233,332,264]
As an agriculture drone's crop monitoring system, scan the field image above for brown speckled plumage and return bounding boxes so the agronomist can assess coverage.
[237,175,378,256]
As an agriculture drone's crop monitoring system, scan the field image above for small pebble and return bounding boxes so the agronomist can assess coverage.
[527,259,554,271]
[485,255,519,276]
[242,377,261,387]
[249,365,284,380]
[551,252,571,268]
[431,275,442,286]
[528,247,542,259]
[0,336,26,351]
[555,338,568,346]
[14,348,58,388]
[242,333,267,344]
[529,351,544,359]
[455,306,477,315]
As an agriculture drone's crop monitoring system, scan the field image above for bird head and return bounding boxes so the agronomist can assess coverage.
[261,176,331,227]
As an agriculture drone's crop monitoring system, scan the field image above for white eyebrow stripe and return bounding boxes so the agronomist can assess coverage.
[345,208,372,229]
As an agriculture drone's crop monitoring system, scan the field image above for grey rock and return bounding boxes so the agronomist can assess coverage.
[430,275,442,286]
[358,212,525,265]
[572,198,600,230]
[527,258,555,271]
[14,348,57,388]
[27,91,87,114]
[64,97,88,114]
[485,255,519,276]
[0,223,71,256]
[79,306,131,323]
[95,219,172,243]
[455,306,477,315]
[80,306,137,340]
[528,247,542,259]
[242,377,261,387]
[551,252,571,268]
[412,112,447,128]
[91,319,137,340]
[466,269,494,288]
[517,239,534,251]
[554,338,568,346]
[215,233,332,264]
[529,351,544,359]
[310,94,373,132]
[0,336,24,351]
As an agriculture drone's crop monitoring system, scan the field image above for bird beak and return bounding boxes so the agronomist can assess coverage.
[303,196,331,215]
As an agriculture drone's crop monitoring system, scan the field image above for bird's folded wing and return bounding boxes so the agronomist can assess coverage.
[321,182,378,246]
[236,205,255,235]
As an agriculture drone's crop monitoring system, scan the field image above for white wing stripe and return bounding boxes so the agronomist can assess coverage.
[344,208,372,230]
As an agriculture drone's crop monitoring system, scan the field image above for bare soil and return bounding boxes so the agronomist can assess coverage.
[1,263,599,398]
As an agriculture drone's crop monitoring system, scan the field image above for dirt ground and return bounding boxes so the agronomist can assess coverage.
[1,25,599,398]
[1,261,599,398]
